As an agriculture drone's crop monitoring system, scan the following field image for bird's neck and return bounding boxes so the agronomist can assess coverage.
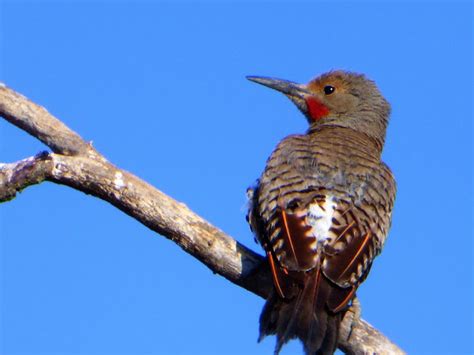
[307,124,384,156]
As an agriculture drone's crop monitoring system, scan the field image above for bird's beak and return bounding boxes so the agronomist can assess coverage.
[246,76,310,113]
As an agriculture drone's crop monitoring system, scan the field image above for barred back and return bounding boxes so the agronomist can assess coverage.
[248,126,396,354]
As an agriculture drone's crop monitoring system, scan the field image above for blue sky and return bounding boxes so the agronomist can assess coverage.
[0,2,472,354]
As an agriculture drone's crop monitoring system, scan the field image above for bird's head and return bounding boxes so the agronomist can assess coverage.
[247,70,391,149]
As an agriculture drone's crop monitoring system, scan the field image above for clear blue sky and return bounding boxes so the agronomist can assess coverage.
[1,2,472,354]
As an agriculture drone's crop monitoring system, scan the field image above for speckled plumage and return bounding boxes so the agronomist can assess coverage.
[247,71,396,355]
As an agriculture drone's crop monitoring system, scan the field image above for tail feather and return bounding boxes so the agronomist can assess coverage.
[259,271,342,355]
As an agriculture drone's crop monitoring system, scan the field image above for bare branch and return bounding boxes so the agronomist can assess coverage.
[0,83,97,156]
[0,152,52,201]
[0,83,404,355]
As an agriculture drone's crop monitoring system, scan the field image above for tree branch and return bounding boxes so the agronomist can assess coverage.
[0,83,404,355]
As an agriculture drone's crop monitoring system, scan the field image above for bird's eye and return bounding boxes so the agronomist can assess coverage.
[323,85,335,95]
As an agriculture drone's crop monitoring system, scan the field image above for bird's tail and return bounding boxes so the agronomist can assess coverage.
[259,269,342,355]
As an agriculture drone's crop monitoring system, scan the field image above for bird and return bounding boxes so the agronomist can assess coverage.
[246,70,396,355]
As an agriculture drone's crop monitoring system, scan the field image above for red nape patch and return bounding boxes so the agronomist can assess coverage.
[306,97,329,121]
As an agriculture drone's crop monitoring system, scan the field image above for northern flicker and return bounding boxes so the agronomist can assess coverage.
[246,70,396,355]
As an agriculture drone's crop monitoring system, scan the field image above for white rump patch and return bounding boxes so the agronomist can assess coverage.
[307,196,336,243]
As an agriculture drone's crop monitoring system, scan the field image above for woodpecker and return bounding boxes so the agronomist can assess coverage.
[246,71,396,355]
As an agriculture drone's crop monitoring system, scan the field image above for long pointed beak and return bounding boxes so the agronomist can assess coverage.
[246,76,310,99]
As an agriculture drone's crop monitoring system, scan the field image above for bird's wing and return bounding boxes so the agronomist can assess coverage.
[316,199,379,311]
[262,195,382,312]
